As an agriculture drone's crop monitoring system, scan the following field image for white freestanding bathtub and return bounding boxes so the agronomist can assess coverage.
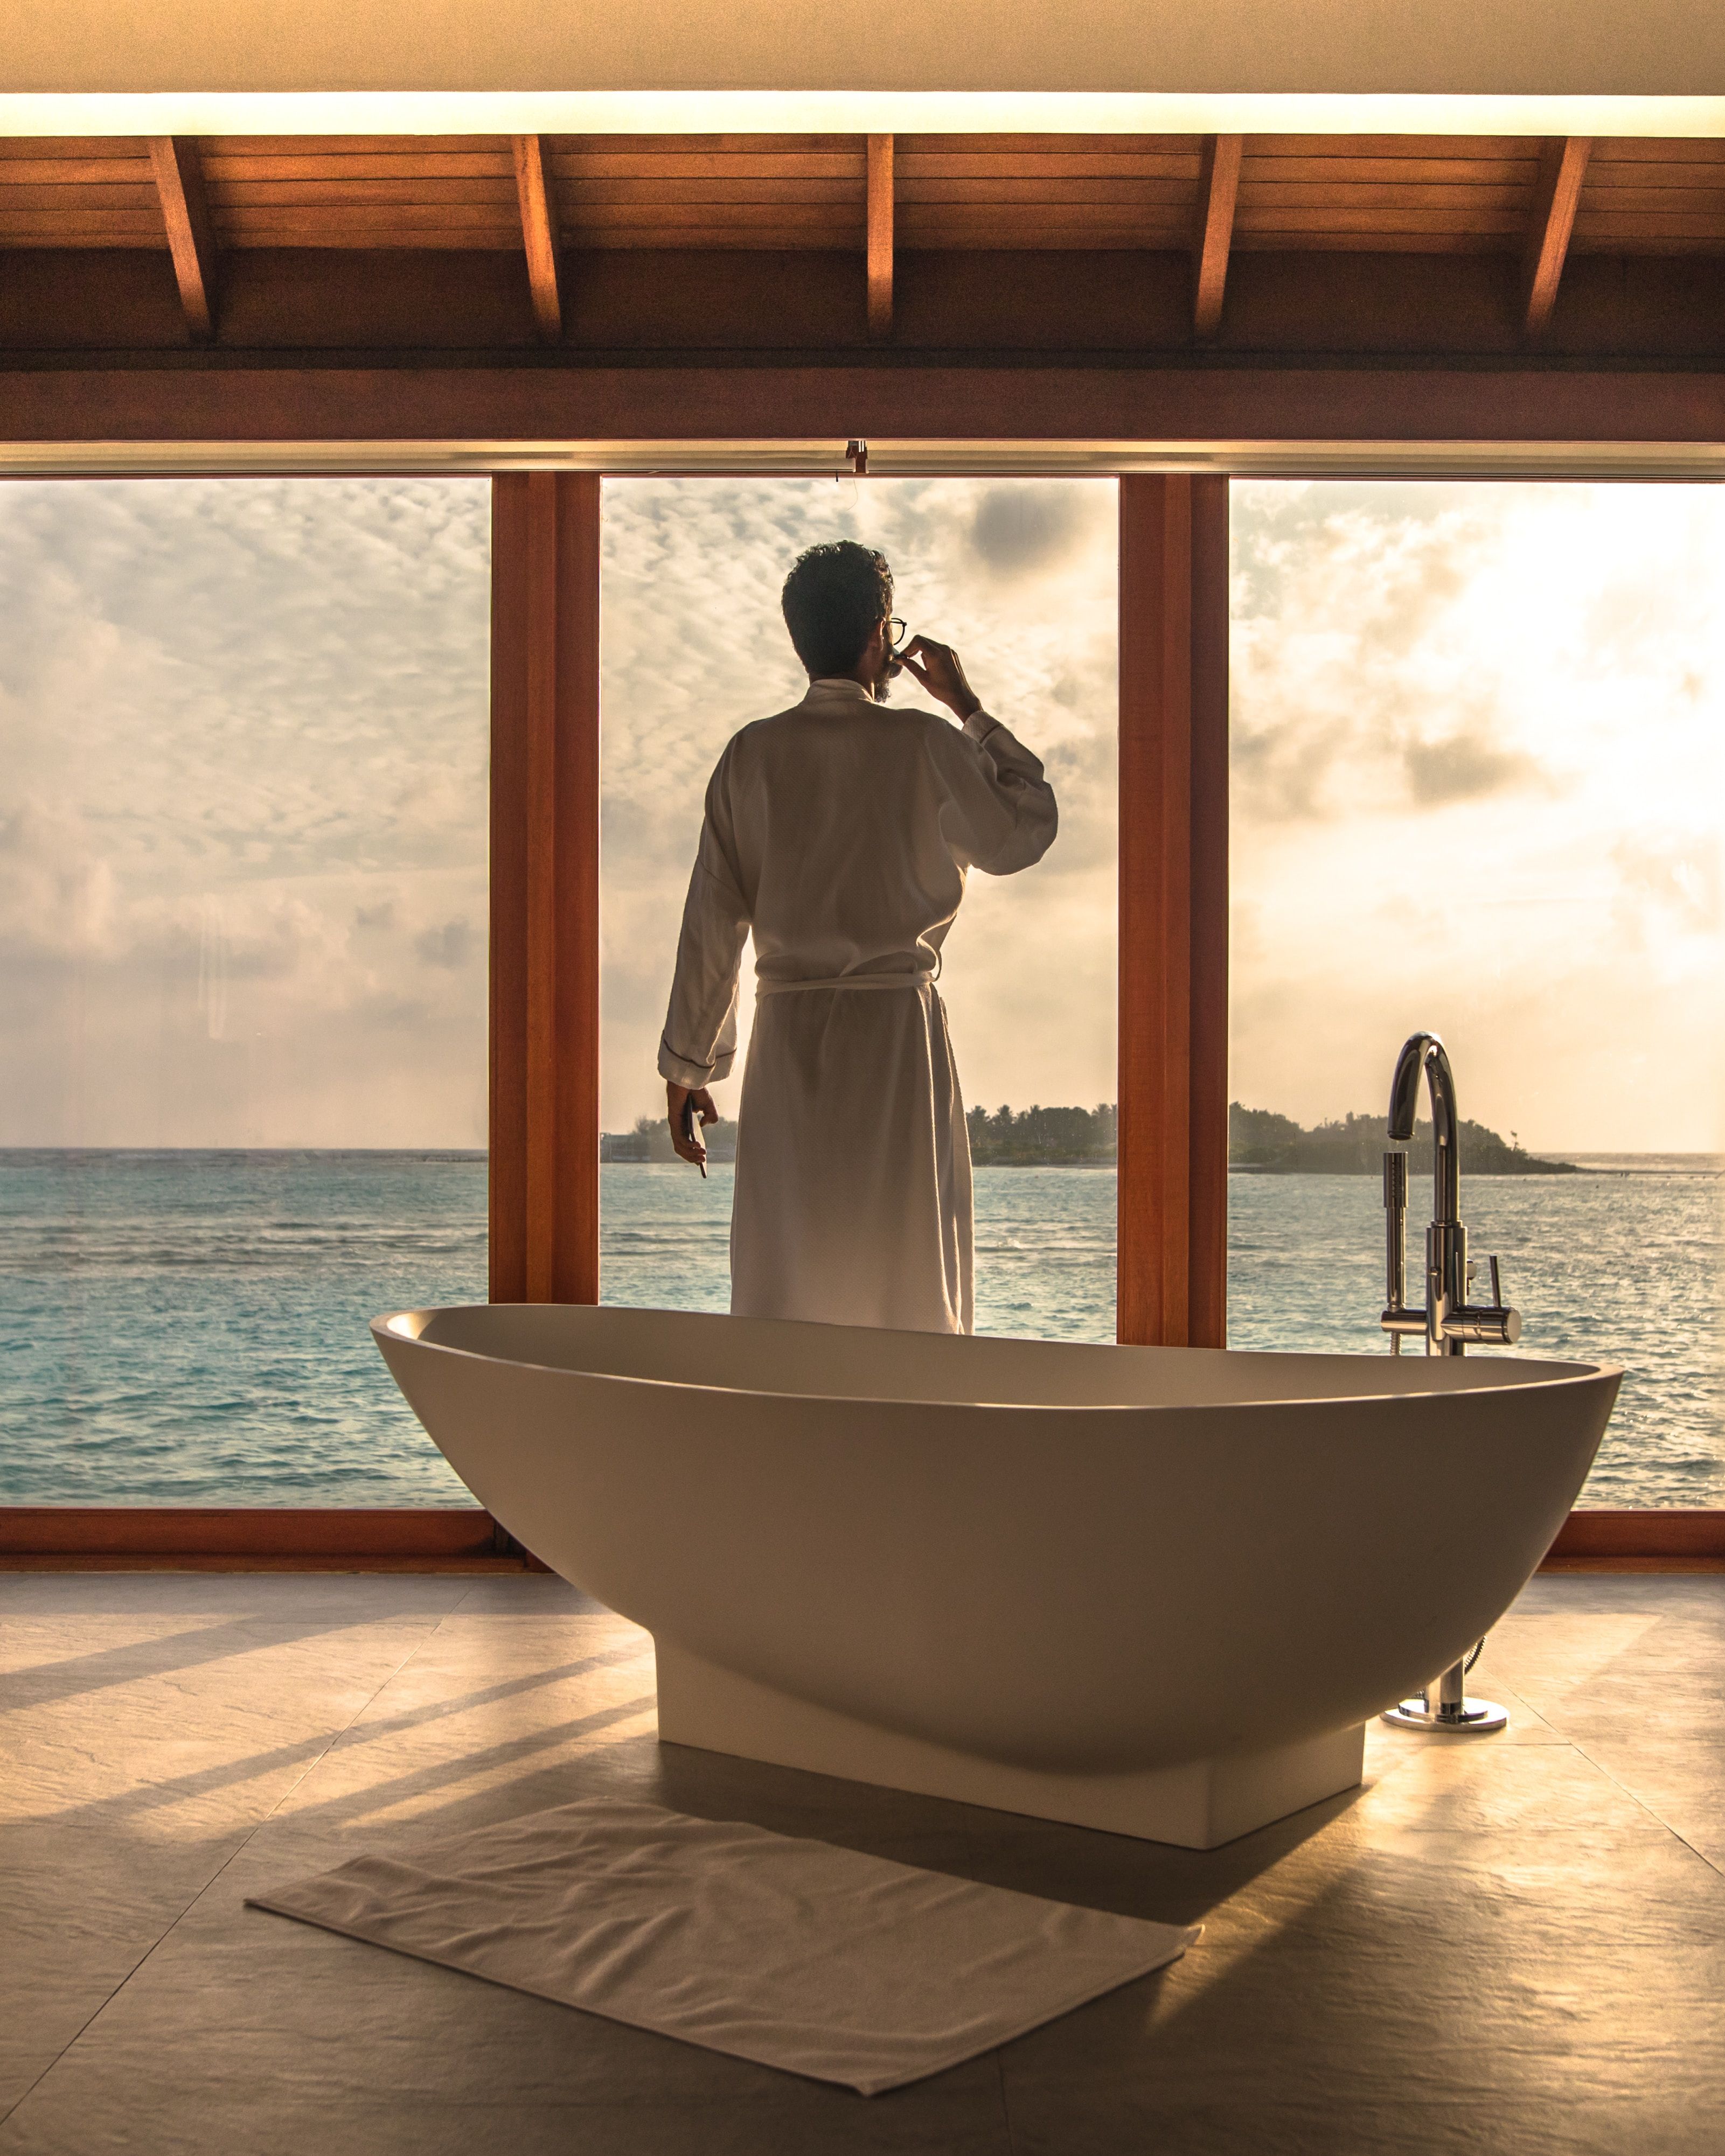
[373,1304,1619,1848]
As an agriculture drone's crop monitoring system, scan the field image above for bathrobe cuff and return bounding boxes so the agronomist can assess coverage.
[962,707,1002,745]
[657,1035,735,1090]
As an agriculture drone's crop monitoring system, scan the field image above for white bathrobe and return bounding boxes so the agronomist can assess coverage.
[658,676,1059,1332]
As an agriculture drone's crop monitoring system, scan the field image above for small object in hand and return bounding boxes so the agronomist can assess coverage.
[681,1096,707,1180]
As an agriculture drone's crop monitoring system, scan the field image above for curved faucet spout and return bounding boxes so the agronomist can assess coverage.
[1388,1031,1459,1225]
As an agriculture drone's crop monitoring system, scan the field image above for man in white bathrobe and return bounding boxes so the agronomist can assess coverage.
[658,541,1058,1333]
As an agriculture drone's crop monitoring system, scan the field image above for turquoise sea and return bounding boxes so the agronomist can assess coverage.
[1,1150,1720,1508]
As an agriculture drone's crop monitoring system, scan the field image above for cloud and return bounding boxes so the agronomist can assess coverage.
[0,475,491,885]
[1228,479,1725,1147]
[1402,729,1549,806]
[966,485,1095,576]
[1229,486,1600,825]
[1611,833,1722,939]
[0,475,491,1144]
[1228,709,1359,824]
[414,917,476,970]
[0,799,117,960]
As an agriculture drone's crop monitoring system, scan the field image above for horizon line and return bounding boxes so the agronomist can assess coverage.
[3,1141,1721,1161]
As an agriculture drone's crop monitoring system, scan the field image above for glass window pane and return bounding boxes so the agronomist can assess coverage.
[1228,479,1725,1506]
[0,478,491,1505]
[599,476,1118,1337]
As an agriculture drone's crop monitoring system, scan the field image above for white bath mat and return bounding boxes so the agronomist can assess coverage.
[248,1796,1198,2094]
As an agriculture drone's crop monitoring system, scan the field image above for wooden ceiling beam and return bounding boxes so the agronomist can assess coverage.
[148,138,219,344]
[512,135,564,341]
[1192,135,1242,338]
[1523,136,1592,339]
[7,362,1725,451]
[867,134,894,340]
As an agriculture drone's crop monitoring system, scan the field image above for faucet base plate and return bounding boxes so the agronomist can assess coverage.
[1381,1696,1508,1735]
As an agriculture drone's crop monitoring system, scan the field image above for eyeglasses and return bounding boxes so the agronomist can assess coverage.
[887,617,910,650]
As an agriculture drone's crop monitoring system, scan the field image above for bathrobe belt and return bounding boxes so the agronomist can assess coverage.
[755,970,937,997]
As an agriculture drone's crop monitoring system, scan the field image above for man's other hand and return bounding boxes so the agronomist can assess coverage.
[666,1082,718,1167]
[898,636,982,722]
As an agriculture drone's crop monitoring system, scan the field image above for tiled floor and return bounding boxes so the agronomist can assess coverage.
[2,1569,1722,2154]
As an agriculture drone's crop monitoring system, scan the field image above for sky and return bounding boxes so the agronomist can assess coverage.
[0,473,1721,1150]
[1229,480,1725,1152]
[0,477,492,1147]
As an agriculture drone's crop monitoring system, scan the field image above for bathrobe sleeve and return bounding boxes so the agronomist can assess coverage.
[658,746,753,1090]
[933,709,1059,876]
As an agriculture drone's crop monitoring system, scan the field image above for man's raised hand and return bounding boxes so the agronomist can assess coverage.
[898,636,982,723]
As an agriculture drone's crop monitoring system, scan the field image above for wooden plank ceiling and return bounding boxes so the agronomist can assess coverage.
[3,130,1723,349]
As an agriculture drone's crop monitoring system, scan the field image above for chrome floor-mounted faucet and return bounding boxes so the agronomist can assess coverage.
[1380,1031,1521,1358]
[1379,1030,1517,1735]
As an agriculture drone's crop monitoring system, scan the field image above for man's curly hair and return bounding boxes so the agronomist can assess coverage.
[781,541,894,678]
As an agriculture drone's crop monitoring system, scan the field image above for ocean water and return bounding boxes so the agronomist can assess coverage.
[0,1152,486,1508]
[2,1150,1720,1508]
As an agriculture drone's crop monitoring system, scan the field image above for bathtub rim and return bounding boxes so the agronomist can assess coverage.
[371,1303,1623,1417]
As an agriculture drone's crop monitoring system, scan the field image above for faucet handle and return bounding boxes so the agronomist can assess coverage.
[1441,1253,1522,1345]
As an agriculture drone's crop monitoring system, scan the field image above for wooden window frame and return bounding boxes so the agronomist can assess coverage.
[1118,475,1229,1349]
[489,472,602,1305]
[0,457,1711,1571]
[486,470,1235,1344]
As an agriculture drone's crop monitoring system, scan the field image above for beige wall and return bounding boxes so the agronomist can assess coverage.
[5,0,1725,100]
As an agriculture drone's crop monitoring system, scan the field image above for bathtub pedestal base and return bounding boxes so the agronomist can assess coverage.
[655,1642,1365,1850]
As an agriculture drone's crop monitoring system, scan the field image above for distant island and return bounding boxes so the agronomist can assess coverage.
[969,1104,1116,1166]
[1229,1104,1577,1176]
[599,1100,1575,1174]
[599,1104,1116,1166]
[602,1116,739,1163]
